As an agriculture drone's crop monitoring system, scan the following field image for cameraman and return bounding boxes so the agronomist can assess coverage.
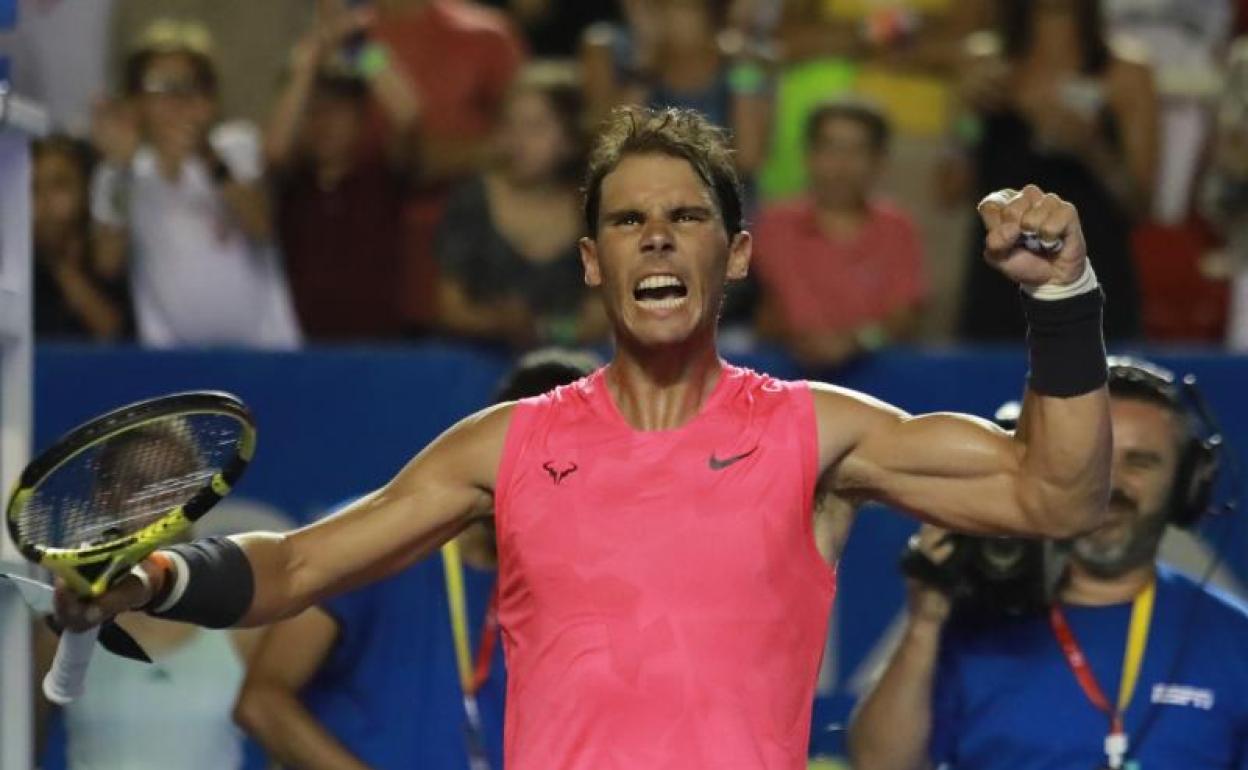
[848,359,1248,770]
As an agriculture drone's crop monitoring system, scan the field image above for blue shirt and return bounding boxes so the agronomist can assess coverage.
[931,565,1248,770]
[301,552,505,770]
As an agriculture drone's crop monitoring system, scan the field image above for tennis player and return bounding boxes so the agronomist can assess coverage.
[58,106,1113,770]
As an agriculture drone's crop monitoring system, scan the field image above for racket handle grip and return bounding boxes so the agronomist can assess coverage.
[43,627,100,704]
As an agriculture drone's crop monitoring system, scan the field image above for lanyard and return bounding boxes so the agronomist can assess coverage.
[441,539,499,697]
[1049,580,1156,768]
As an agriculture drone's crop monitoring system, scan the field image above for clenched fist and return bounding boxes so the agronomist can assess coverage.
[977,184,1088,290]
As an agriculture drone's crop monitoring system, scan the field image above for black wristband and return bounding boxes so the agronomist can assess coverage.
[147,536,255,628]
[1022,288,1108,397]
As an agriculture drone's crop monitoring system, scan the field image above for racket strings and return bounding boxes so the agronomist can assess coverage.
[14,413,245,550]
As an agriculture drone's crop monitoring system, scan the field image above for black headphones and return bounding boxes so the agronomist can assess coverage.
[1104,357,1224,530]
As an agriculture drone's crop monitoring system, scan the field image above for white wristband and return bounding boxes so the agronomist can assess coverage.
[1023,262,1099,301]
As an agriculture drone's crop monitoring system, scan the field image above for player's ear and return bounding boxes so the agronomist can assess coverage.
[726,230,751,281]
[580,236,603,287]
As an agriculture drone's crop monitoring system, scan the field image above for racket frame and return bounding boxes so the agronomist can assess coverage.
[5,390,255,597]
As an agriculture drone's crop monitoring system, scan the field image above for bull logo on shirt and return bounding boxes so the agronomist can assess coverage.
[543,461,578,485]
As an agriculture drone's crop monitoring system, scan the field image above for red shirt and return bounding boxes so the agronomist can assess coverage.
[372,0,525,327]
[494,364,835,769]
[276,159,405,339]
[752,198,927,334]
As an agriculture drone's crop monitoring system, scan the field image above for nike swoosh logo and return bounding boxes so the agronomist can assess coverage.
[708,447,757,471]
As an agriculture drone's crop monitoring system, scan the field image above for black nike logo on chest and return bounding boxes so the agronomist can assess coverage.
[708,446,757,471]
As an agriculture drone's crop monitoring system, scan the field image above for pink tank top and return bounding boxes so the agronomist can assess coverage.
[494,363,836,769]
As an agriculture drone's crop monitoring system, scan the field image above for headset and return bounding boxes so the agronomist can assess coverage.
[1103,356,1227,530]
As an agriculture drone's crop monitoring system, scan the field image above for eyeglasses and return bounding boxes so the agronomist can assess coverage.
[140,78,207,98]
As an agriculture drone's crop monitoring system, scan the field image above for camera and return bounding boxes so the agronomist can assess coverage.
[901,530,1067,618]
[899,400,1066,617]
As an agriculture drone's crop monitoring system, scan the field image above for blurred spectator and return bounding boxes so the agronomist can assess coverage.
[90,20,301,349]
[435,63,605,348]
[1099,0,1236,341]
[954,0,1155,342]
[36,611,262,770]
[760,1,989,341]
[108,0,311,126]
[1103,0,1233,225]
[481,0,620,57]
[31,503,298,770]
[360,0,527,335]
[1204,38,1248,349]
[581,0,772,176]
[5,0,114,136]
[267,8,423,341]
[32,136,131,341]
[752,99,925,371]
[234,349,598,770]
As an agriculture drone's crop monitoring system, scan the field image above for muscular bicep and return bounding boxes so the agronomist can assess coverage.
[257,404,512,619]
[813,385,1037,535]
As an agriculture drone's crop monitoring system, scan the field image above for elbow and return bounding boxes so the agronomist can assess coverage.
[1019,477,1111,539]
[845,720,908,770]
[232,683,270,734]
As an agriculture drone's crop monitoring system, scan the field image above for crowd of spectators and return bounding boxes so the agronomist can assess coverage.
[8,0,1248,365]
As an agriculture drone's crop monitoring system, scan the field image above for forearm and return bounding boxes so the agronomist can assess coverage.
[366,57,421,139]
[848,618,943,770]
[1014,286,1112,536]
[219,181,274,241]
[52,265,127,340]
[236,687,373,770]
[1081,136,1149,216]
[436,280,529,340]
[264,63,318,169]
[730,86,772,173]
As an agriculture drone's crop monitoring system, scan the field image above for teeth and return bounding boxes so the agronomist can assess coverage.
[636,274,684,291]
[636,295,687,309]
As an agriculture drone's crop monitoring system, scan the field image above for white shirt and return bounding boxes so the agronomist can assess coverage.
[92,121,302,348]
[64,629,246,770]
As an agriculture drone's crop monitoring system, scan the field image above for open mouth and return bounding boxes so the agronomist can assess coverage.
[633,274,688,309]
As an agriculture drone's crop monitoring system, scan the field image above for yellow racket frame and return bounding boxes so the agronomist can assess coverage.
[5,392,256,597]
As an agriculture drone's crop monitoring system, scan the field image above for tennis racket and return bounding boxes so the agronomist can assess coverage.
[5,391,255,704]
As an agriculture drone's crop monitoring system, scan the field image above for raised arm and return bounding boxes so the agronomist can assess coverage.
[54,403,513,631]
[817,186,1112,537]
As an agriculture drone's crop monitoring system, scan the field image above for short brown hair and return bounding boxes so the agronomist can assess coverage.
[583,106,743,238]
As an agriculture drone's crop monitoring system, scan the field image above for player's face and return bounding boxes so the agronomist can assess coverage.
[1072,397,1183,577]
[580,153,751,347]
